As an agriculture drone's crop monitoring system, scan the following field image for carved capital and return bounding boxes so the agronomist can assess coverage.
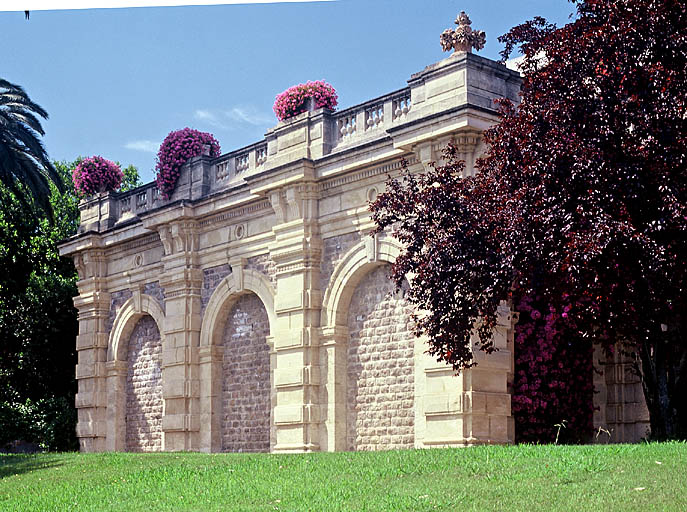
[73,248,107,280]
[157,221,200,257]
[454,133,480,154]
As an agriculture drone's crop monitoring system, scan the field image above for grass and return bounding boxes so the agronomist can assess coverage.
[0,442,685,511]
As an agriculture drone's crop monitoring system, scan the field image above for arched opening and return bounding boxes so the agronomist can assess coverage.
[345,264,415,450]
[124,314,163,452]
[220,292,271,452]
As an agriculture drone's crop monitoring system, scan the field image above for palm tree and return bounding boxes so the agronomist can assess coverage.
[0,78,63,216]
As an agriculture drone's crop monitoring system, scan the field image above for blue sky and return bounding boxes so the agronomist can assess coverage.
[1,0,575,183]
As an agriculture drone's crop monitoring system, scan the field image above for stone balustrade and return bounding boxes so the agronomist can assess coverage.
[76,84,422,232]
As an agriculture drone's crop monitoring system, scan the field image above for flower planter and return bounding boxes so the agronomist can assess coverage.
[273,81,338,122]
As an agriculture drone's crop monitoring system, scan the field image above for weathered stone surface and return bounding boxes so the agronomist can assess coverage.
[62,43,647,453]
[593,345,650,443]
[201,264,232,313]
[246,255,277,289]
[143,281,165,314]
[126,315,163,452]
[221,293,271,452]
[347,265,415,450]
[321,233,361,292]
[108,289,133,334]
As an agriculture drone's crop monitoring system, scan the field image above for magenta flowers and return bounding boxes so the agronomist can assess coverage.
[273,81,338,122]
[72,156,123,196]
[155,128,221,199]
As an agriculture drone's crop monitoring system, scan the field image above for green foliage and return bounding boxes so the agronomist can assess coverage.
[119,164,142,192]
[0,444,685,510]
[0,159,80,451]
[0,396,78,452]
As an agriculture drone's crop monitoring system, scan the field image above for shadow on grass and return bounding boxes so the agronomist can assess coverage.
[0,454,64,479]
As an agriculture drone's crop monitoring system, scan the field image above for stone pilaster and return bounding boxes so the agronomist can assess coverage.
[593,344,650,443]
[105,360,127,451]
[198,344,223,452]
[416,303,515,447]
[462,303,515,444]
[157,220,202,451]
[319,326,348,451]
[268,178,323,452]
[72,244,110,452]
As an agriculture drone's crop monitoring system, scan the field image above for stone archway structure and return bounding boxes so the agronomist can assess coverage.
[198,266,276,452]
[319,236,415,451]
[61,43,645,452]
[106,293,166,451]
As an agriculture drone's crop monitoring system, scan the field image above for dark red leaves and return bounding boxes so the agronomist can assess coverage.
[372,0,687,439]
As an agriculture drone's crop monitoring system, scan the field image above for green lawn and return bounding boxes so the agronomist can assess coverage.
[0,443,685,511]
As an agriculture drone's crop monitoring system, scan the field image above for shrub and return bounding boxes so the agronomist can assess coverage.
[0,395,78,452]
[155,128,221,199]
[512,294,595,443]
[273,81,338,121]
[71,156,123,196]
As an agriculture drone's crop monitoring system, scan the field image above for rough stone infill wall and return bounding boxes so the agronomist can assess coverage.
[143,281,165,314]
[126,315,163,452]
[347,264,415,451]
[321,233,361,292]
[221,293,271,452]
[201,264,232,314]
[108,289,133,334]
[246,254,277,289]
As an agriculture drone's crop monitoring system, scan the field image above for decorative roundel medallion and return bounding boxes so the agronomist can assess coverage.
[367,186,378,202]
[133,253,143,268]
[235,224,245,240]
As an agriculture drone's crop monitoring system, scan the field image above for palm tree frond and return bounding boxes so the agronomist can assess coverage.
[0,77,61,216]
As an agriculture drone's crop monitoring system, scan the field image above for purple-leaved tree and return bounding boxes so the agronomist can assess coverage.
[371,0,687,440]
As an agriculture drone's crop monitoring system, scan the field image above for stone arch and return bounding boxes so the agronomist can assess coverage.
[105,293,166,452]
[320,237,415,451]
[198,269,276,452]
[321,236,402,329]
[108,294,166,363]
[200,269,276,348]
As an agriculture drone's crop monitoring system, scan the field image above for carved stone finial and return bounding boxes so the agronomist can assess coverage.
[440,11,486,54]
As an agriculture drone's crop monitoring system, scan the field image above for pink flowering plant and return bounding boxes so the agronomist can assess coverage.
[512,294,595,443]
[72,156,123,196]
[155,128,221,199]
[273,81,338,122]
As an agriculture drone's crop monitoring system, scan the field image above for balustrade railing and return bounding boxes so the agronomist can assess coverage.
[116,182,162,220]
[103,87,414,226]
[392,91,412,120]
[365,104,384,130]
[332,87,411,147]
[213,140,269,185]
[256,144,267,166]
[337,113,357,139]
